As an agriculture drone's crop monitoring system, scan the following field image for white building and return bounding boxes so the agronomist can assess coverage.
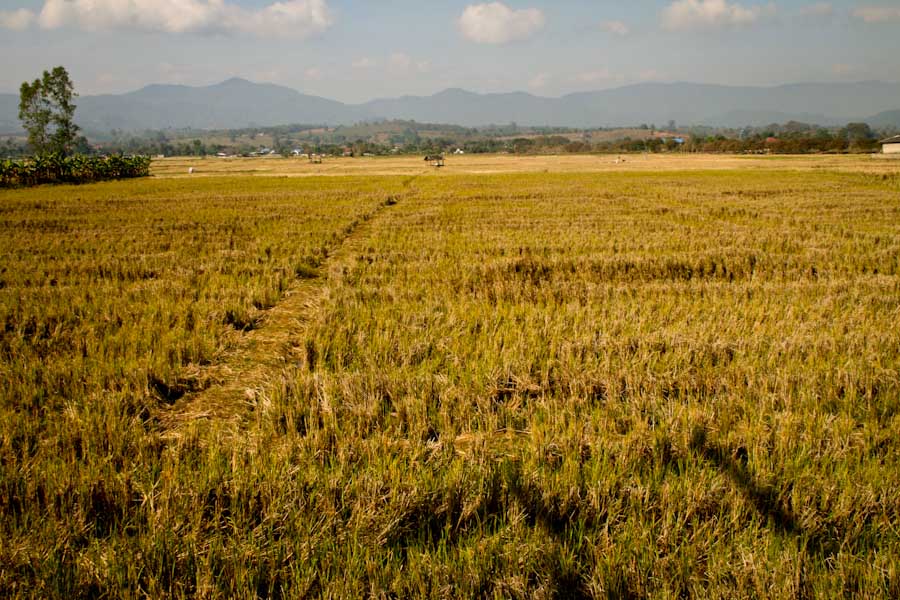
[880,135,900,155]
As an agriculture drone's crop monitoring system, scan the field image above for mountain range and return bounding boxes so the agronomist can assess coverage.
[1,78,899,133]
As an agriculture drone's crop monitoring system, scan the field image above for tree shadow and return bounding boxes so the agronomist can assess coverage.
[382,459,597,599]
[689,428,839,559]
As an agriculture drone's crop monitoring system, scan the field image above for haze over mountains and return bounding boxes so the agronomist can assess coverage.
[1,78,899,134]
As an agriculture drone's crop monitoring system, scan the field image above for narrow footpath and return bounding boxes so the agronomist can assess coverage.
[157,181,415,441]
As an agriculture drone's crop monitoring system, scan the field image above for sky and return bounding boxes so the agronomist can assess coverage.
[0,0,898,102]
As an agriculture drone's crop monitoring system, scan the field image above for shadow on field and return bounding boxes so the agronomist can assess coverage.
[690,428,838,559]
[381,459,597,599]
[505,465,600,600]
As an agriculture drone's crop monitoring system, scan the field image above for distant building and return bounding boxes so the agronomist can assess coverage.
[880,135,900,155]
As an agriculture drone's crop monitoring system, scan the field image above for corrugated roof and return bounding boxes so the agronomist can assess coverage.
[879,135,900,144]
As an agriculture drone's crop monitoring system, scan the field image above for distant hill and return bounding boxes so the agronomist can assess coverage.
[360,82,900,128]
[360,88,560,128]
[0,93,18,133]
[1,78,899,133]
[703,110,842,128]
[0,78,365,134]
[866,110,900,129]
[75,78,368,131]
[557,82,900,128]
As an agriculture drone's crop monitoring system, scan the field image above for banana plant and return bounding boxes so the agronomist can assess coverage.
[0,153,152,188]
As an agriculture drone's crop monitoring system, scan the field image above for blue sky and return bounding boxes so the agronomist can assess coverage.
[1,0,898,102]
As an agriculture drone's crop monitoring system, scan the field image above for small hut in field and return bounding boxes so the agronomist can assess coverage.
[880,135,900,155]
[424,154,444,167]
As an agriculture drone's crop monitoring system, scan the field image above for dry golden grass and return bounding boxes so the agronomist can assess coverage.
[2,157,900,597]
[159,192,403,439]
[152,152,900,179]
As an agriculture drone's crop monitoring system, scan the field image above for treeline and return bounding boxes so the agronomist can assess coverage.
[0,154,151,188]
[66,134,886,159]
[0,136,94,159]
[678,121,886,154]
[598,136,879,155]
[101,135,226,158]
[1,138,30,159]
[13,118,893,159]
[92,131,886,158]
[680,136,879,154]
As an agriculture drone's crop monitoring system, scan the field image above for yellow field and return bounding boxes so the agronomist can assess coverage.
[152,152,900,179]
[2,155,899,597]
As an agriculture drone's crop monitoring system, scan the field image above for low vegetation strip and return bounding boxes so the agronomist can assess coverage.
[1,163,899,597]
[0,154,151,188]
[158,191,405,438]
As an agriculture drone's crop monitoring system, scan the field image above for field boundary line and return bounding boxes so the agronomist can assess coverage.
[156,178,420,440]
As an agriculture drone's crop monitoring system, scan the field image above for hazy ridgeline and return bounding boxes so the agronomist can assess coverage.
[2,168,900,597]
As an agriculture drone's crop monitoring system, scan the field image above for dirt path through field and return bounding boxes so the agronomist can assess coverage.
[157,176,418,440]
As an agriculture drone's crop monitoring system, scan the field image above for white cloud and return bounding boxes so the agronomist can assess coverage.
[235,1,333,37]
[661,0,776,30]
[304,67,322,80]
[458,2,545,44]
[528,72,550,89]
[599,20,629,36]
[799,3,832,18]
[0,8,35,30]
[388,53,431,75]
[852,6,900,23]
[352,57,378,69]
[0,0,334,37]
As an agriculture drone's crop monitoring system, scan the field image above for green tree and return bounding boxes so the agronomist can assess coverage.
[18,66,79,156]
[841,122,875,143]
[18,82,51,155]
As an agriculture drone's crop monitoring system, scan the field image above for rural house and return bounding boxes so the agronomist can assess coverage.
[880,135,900,154]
